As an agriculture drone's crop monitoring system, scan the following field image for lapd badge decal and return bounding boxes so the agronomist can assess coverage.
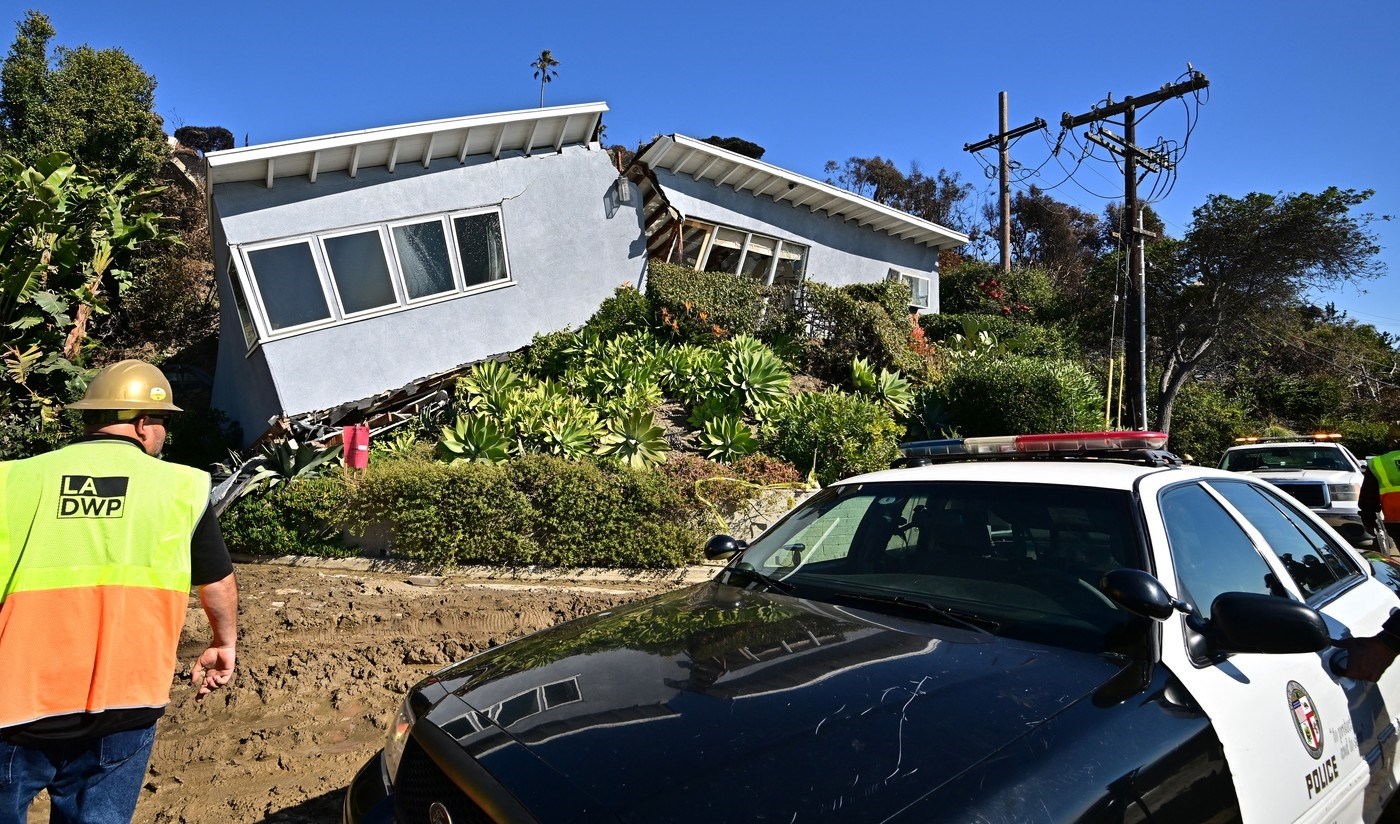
[150,386,167,402]
[1287,680,1324,759]
[57,475,129,519]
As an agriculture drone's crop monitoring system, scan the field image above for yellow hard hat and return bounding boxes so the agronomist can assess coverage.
[68,360,182,415]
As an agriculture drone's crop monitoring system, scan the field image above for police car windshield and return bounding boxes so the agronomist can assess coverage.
[740,481,1145,655]
[1220,446,1352,472]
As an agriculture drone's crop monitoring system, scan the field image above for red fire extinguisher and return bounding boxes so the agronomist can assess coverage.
[343,424,370,469]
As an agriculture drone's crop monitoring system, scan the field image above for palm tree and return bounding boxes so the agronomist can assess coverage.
[530,49,560,108]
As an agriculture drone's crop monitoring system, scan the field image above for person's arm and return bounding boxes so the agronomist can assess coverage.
[1339,609,1400,682]
[191,571,238,700]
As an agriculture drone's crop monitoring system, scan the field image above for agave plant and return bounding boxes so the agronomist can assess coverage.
[537,404,603,459]
[699,415,759,462]
[873,369,914,417]
[687,395,742,429]
[724,346,791,414]
[245,438,344,494]
[456,360,523,417]
[371,426,420,458]
[662,344,725,405]
[438,415,512,464]
[851,356,878,394]
[596,409,670,469]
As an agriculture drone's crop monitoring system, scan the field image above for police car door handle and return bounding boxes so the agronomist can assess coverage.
[1328,647,1350,678]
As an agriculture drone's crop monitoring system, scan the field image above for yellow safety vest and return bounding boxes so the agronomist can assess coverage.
[1371,451,1400,524]
[0,438,210,728]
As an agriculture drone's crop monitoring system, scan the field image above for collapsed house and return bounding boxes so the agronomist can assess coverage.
[205,102,967,447]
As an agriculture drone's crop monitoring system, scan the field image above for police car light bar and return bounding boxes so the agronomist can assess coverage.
[901,431,1168,458]
[1233,433,1342,444]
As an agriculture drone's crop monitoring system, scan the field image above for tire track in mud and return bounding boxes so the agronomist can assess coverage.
[26,563,680,824]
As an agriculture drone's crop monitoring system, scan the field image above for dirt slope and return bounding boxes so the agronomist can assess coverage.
[27,561,686,823]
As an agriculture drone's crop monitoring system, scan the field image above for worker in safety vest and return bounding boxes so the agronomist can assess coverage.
[1362,423,1400,553]
[0,360,238,822]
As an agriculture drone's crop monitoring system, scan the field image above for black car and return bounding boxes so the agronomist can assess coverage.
[345,433,1400,823]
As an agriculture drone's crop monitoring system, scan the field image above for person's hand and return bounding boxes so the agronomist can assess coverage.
[1337,634,1399,682]
[191,645,236,699]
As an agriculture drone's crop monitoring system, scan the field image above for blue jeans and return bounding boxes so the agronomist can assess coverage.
[0,723,155,823]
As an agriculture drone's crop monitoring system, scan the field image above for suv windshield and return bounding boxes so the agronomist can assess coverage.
[733,481,1146,655]
[1219,446,1353,472]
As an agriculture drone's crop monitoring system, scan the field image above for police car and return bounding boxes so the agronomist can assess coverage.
[344,432,1400,823]
[1219,434,1371,547]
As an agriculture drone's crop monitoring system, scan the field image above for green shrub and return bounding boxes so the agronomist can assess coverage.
[507,454,703,567]
[220,474,355,558]
[349,456,533,566]
[802,282,923,384]
[918,313,1073,359]
[931,355,1103,437]
[1163,379,1252,465]
[938,260,1059,318]
[646,261,764,341]
[761,390,901,485]
[582,283,653,339]
[1324,420,1389,461]
[512,328,580,380]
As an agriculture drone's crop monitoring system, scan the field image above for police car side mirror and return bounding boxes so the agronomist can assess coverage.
[1207,592,1330,655]
[705,534,747,561]
[1100,569,1191,621]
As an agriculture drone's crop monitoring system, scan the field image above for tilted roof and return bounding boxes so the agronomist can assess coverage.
[636,134,968,250]
[205,102,608,187]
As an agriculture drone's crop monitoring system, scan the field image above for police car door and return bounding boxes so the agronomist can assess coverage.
[1145,477,1399,823]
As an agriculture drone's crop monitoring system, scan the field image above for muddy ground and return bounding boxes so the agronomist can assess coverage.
[27,561,692,823]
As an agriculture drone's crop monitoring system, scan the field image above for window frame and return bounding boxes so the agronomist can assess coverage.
[679,219,807,287]
[226,257,260,353]
[240,237,336,338]
[318,225,402,319]
[233,206,513,345]
[1205,478,1365,607]
[889,268,931,310]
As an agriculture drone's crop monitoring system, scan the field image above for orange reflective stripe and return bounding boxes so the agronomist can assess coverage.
[1382,493,1400,523]
[0,585,187,728]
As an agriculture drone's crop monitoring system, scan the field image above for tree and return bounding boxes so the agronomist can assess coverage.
[173,125,234,156]
[530,49,559,108]
[824,156,974,234]
[0,11,168,184]
[0,151,171,418]
[701,135,764,160]
[1150,188,1386,433]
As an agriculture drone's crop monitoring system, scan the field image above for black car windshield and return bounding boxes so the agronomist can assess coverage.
[734,481,1146,655]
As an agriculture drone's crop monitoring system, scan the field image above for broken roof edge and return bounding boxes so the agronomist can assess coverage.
[636,134,970,250]
[205,101,609,186]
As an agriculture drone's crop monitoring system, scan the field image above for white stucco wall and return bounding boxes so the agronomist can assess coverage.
[210,145,644,444]
[651,167,941,306]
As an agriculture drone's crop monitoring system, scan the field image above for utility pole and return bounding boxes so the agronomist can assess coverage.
[1060,69,1209,430]
[964,94,1046,274]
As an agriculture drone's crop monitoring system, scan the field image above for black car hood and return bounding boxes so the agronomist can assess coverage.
[416,582,1127,823]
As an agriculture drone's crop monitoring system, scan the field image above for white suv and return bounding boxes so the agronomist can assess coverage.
[1218,436,1370,546]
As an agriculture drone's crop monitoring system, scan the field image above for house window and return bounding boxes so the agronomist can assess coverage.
[392,219,456,300]
[890,268,930,310]
[772,241,808,287]
[238,207,511,343]
[704,227,746,274]
[323,229,397,315]
[246,242,331,331]
[678,219,808,286]
[454,212,508,287]
[227,259,258,349]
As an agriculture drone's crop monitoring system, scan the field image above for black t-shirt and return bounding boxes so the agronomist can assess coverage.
[1,436,234,745]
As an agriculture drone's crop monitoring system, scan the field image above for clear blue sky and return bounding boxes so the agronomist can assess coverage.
[29,0,1400,336]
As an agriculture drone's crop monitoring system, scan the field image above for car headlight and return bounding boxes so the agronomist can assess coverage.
[1329,483,1360,502]
[383,694,416,786]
